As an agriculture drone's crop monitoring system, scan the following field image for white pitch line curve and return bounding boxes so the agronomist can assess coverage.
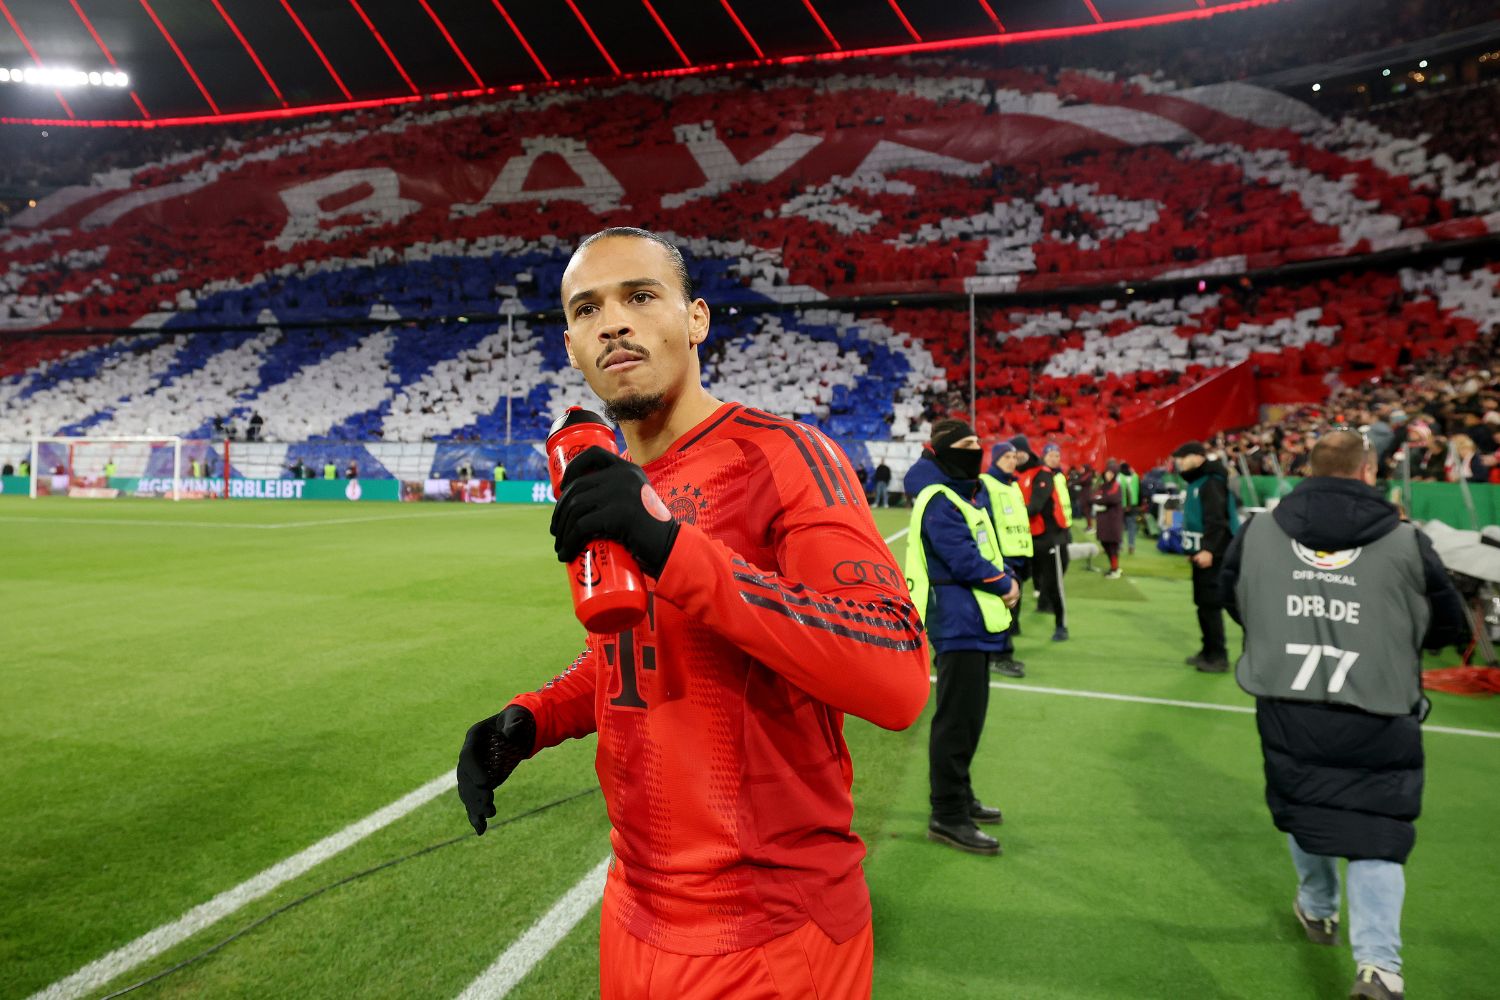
[27,773,455,1000]
[454,857,612,1000]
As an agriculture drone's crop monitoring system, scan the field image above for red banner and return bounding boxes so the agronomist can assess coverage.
[1102,363,1258,469]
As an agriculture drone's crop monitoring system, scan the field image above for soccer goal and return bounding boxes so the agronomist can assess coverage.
[28,437,230,500]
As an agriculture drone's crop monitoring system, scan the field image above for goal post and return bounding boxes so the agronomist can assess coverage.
[27,437,230,500]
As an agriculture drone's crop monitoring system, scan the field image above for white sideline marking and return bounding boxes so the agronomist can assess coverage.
[883,526,909,543]
[983,680,1500,740]
[28,772,455,1000]
[455,856,611,1000]
[0,510,476,530]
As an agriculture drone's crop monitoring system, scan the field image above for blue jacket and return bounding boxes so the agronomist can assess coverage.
[904,454,1017,655]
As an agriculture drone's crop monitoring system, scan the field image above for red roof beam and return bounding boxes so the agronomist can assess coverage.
[69,0,150,118]
[641,0,691,67]
[278,0,352,101]
[0,0,73,118]
[888,0,922,43]
[565,0,620,76]
[975,0,1006,33]
[139,0,218,114]
[417,0,485,88]
[801,0,842,50]
[719,0,764,59]
[209,0,286,107]
[489,1,552,82]
[347,0,418,95]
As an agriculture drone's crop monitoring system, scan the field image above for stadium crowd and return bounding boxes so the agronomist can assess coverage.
[1220,323,1500,484]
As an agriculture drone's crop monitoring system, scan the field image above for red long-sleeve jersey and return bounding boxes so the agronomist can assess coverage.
[510,402,930,956]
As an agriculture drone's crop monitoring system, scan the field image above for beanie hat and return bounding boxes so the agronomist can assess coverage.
[1172,441,1207,458]
[931,418,977,451]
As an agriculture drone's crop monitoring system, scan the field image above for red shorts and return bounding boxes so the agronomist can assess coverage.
[598,894,873,1000]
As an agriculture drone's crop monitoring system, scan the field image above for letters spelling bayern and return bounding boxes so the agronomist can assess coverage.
[1286,594,1360,624]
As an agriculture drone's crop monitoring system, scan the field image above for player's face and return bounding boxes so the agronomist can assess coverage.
[561,237,710,417]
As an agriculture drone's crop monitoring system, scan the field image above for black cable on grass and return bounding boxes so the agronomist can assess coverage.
[99,785,601,999]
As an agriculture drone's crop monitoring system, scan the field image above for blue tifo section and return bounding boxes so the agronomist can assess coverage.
[321,319,496,441]
[62,328,260,436]
[15,334,164,400]
[282,443,392,479]
[431,442,548,482]
[11,251,903,446]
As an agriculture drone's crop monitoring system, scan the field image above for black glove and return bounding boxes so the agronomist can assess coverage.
[456,704,536,835]
[550,446,680,577]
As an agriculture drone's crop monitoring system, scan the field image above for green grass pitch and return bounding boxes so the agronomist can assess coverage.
[2,497,1497,998]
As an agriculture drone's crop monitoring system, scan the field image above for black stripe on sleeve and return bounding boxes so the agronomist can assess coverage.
[733,415,837,507]
[739,591,925,651]
[732,571,916,634]
[678,404,741,452]
[807,427,861,506]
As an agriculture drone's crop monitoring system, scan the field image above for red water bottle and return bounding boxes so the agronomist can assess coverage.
[546,407,649,634]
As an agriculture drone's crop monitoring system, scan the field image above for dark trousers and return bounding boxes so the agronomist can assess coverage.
[1034,534,1069,628]
[1192,562,1227,660]
[1006,558,1030,637]
[929,650,992,824]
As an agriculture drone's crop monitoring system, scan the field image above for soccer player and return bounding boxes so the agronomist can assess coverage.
[456,227,930,999]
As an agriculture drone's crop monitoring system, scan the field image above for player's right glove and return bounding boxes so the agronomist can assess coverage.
[456,704,536,835]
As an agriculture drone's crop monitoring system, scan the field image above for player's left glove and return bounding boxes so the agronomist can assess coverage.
[456,705,536,836]
[550,446,679,577]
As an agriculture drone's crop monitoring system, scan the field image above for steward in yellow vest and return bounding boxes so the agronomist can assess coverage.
[1012,437,1072,642]
[900,418,1021,857]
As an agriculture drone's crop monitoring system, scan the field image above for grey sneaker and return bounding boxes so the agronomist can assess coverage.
[1349,965,1404,999]
[1293,900,1339,945]
[989,657,1025,678]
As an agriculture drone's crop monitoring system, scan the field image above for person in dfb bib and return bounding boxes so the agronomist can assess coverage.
[904,419,1023,857]
[1173,440,1236,673]
[453,227,930,1000]
[1219,431,1467,1000]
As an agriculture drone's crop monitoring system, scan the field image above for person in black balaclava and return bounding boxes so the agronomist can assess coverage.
[903,419,1021,856]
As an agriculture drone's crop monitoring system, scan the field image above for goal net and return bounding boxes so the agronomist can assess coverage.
[29,437,229,500]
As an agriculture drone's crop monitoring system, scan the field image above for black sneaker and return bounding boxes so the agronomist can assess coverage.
[1293,900,1339,945]
[1051,627,1069,642]
[990,657,1025,678]
[1196,657,1229,673]
[1349,965,1404,999]
[1184,654,1205,667]
[927,819,1001,856]
[968,801,1004,825]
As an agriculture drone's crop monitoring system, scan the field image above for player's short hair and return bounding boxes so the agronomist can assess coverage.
[1307,430,1374,478]
[572,227,695,303]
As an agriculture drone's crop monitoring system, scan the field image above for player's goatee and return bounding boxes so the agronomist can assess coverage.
[605,392,668,423]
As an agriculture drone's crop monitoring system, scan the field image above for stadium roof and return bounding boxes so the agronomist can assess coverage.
[0,0,1288,127]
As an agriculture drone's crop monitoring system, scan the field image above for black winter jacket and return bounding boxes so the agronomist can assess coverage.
[1218,476,1468,863]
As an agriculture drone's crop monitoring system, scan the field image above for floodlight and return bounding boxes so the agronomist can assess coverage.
[88,71,101,85]
[1418,59,1428,68]
[1311,83,1321,92]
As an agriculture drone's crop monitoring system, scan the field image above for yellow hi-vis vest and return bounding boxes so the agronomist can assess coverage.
[905,484,1013,634]
[983,474,1033,558]
[1055,472,1073,527]
[324,463,336,479]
